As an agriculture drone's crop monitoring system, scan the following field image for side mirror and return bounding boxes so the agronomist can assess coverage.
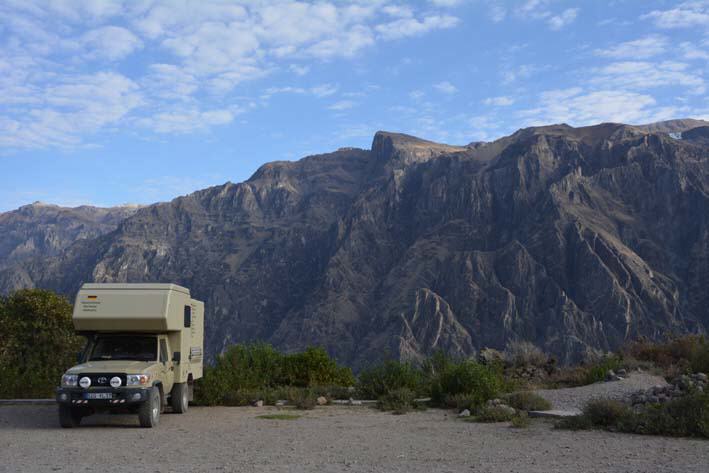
[172,352,181,364]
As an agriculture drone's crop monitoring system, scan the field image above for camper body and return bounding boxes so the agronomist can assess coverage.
[55,283,204,428]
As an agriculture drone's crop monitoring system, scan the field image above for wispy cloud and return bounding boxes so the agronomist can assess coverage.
[0,0,462,150]
[594,35,668,59]
[483,96,515,106]
[547,8,579,30]
[433,81,458,94]
[643,1,709,29]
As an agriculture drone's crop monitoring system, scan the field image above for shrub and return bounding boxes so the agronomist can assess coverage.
[476,405,516,423]
[582,355,623,385]
[504,391,552,411]
[288,388,317,410]
[558,393,709,438]
[504,341,547,368]
[194,343,354,405]
[0,289,83,398]
[582,399,631,427]
[357,360,423,399]
[377,387,416,413]
[430,360,503,409]
[510,411,531,428]
[624,335,709,376]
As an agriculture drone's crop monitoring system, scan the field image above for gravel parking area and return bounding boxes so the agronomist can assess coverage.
[534,372,668,413]
[1,404,707,473]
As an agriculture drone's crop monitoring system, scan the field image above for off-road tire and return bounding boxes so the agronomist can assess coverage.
[138,387,161,428]
[170,382,189,413]
[58,405,82,428]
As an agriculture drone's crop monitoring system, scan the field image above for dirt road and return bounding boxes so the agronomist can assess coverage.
[0,405,706,472]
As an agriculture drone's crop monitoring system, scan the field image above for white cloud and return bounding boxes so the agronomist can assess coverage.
[80,26,143,61]
[137,107,237,134]
[289,64,310,76]
[547,8,578,30]
[0,72,142,148]
[376,15,459,40]
[594,36,668,59]
[519,88,681,126]
[592,61,705,94]
[433,81,458,94]
[483,96,515,106]
[643,2,709,29]
[429,0,463,7]
[328,100,356,111]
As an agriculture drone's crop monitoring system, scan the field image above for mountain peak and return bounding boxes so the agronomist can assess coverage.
[371,131,466,168]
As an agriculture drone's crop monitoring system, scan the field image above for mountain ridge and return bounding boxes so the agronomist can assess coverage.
[2,118,708,367]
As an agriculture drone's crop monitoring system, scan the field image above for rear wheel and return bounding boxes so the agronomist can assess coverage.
[138,387,161,428]
[170,383,189,413]
[58,405,82,428]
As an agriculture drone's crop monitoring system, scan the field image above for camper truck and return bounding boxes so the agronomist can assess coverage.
[55,283,204,428]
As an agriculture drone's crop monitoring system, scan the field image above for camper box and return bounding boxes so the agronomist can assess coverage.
[72,283,204,382]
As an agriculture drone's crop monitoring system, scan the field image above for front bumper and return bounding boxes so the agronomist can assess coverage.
[56,387,151,406]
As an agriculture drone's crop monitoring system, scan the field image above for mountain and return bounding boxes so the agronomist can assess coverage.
[0,202,140,273]
[1,119,708,367]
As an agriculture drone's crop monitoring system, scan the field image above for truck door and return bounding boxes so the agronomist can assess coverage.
[159,337,175,394]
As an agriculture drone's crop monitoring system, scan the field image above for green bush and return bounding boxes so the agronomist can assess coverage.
[510,412,531,428]
[194,343,354,405]
[582,355,623,385]
[357,360,423,399]
[503,391,552,411]
[430,360,503,409]
[558,393,709,438]
[288,387,317,410]
[476,405,516,423]
[0,289,83,398]
[377,387,416,413]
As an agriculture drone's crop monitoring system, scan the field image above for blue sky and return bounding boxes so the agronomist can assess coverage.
[1,0,708,211]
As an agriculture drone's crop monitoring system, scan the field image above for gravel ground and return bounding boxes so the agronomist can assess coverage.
[534,372,668,413]
[1,404,707,473]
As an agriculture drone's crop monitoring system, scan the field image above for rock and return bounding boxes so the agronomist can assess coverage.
[478,348,504,366]
[275,400,286,407]
[253,400,264,407]
[649,396,659,404]
[348,398,362,406]
[696,373,708,382]
[3,123,709,368]
[605,370,620,382]
[617,368,627,377]
[458,409,471,417]
[316,396,328,406]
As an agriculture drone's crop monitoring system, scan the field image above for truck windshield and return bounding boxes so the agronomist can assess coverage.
[88,336,157,362]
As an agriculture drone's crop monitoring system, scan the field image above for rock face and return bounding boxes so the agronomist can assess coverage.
[1,120,708,368]
[0,202,140,271]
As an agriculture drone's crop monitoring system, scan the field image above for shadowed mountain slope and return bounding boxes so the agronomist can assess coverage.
[1,120,708,367]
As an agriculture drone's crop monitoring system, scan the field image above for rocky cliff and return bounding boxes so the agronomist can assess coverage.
[1,120,708,367]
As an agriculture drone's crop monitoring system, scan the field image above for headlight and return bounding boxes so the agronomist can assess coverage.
[126,374,150,386]
[61,374,78,387]
[79,376,91,388]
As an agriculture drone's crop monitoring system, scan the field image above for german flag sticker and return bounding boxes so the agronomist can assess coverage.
[87,295,97,300]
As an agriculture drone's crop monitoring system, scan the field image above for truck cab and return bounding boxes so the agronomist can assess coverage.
[56,283,204,428]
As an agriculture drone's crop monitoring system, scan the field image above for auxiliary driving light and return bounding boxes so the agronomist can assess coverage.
[79,376,91,388]
[59,393,68,401]
[131,392,142,401]
[110,376,122,388]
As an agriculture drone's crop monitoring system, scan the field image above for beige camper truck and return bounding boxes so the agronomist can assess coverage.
[56,283,204,428]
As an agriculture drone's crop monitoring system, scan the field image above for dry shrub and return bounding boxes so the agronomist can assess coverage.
[504,341,547,368]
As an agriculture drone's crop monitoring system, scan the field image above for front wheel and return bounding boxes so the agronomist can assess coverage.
[58,405,82,428]
[170,383,189,414]
[138,387,161,428]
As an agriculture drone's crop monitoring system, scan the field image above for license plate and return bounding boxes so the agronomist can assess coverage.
[84,392,113,400]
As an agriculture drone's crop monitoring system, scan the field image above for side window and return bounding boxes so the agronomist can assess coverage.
[184,305,192,328]
[159,339,168,364]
